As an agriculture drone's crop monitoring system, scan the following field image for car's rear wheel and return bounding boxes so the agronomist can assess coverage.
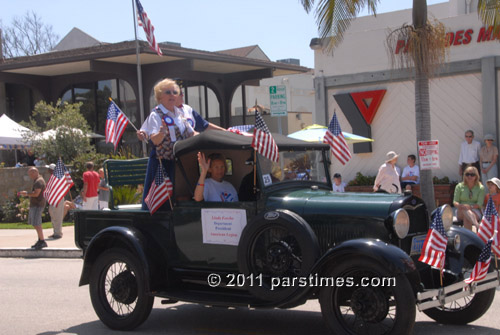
[319,258,416,335]
[89,248,154,330]
[423,256,495,324]
[237,210,320,301]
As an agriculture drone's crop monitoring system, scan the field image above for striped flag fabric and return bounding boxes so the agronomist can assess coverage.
[323,112,352,165]
[228,124,254,136]
[43,158,73,207]
[135,0,163,56]
[419,210,448,269]
[465,240,492,284]
[478,196,500,257]
[252,111,279,162]
[106,100,130,150]
[145,163,173,214]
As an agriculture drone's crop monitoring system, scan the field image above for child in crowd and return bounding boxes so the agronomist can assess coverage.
[194,152,238,202]
[332,173,346,192]
[484,177,500,213]
[400,154,420,191]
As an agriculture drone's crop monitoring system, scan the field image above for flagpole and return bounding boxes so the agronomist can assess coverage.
[132,0,147,157]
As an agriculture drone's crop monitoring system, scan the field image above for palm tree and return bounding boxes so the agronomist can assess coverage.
[302,0,499,211]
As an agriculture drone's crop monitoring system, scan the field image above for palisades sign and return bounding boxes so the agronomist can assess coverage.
[395,26,500,54]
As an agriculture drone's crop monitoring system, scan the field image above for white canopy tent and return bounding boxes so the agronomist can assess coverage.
[0,114,31,150]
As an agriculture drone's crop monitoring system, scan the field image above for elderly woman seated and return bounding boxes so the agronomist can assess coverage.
[194,152,238,202]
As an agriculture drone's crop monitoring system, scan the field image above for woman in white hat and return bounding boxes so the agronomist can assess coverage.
[373,151,401,193]
[479,133,498,182]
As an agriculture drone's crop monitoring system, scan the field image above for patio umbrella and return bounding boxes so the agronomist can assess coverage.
[288,124,374,144]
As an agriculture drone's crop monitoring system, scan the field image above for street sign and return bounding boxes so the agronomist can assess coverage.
[269,85,287,117]
[418,140,440,170]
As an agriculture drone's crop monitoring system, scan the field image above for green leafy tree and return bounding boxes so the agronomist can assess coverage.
[301,0,499,211]
[21,100,94,165]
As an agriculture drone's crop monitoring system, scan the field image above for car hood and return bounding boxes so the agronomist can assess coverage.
[266,188,406,218]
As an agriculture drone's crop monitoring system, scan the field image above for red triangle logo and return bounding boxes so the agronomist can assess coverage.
[350,90,386,125]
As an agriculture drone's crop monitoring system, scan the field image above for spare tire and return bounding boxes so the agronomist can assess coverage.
[237,209,320,302]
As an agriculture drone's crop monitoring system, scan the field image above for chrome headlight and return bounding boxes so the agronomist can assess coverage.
[438,204,453,231]
[392,208,410,239]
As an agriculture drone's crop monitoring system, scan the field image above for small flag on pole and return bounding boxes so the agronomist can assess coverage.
[145,162,173,214]
[43,158,73,207]
[135,0,163,56]
[106,99,130,150]
[478,196,500,257]
[252,111,279,162]
[323,112,352,165]
[465,239,492,284]
[419,210,448,270]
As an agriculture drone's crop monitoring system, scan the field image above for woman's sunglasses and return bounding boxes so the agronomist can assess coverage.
[164,90,179,96]
[465,173,476,177]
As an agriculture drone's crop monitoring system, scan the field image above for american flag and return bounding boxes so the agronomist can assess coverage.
[145,163,173,214]
[252,111,279,162]
[43,158,73,207]
[323,112,352,165]
[478,196,500,257]
[135,0,163,56]
[465,240,492,284]
[419,211,448,269]
[228,124,254,136]
[106,100,130,150]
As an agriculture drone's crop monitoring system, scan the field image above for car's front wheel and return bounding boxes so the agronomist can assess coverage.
[319,258,416,335]
[423,256,495,324]
[89,248,154,330]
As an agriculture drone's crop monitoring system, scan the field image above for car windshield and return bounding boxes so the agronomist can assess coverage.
[258,149,329,187]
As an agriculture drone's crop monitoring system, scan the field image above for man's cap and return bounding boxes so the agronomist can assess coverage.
[46,163,56,170]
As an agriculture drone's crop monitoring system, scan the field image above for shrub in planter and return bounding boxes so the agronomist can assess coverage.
[347,172,376,186]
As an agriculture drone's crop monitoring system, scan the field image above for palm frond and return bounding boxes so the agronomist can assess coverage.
[310,0,380,51]
[477,0,500,29]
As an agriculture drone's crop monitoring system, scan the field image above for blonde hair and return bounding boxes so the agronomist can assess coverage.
[462,166,481,187]
[153,78,179,103]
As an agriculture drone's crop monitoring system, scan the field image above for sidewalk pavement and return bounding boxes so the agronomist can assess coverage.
[0,225,82,258]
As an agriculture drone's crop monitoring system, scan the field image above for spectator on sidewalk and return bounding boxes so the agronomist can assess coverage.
[400,154,420,191]
[332,173,346,192]
[81,162,100,210]
[374,151,401,194]
[97,168,109,210]
[19,167,47,249]
[46,163,64,239]
[479,134,498,182]
[458,130,481,177]
[484,177,500,213]
[453,166,485,231]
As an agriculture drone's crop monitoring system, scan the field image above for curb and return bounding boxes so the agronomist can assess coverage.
[0,248,83,259]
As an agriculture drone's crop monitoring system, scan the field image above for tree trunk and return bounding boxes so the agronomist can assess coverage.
[413,0,436,211]
[415,69,436,211]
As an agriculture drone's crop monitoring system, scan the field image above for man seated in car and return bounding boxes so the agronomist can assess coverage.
[194,152,238,202]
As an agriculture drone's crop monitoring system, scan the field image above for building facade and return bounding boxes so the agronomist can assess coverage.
[312,0,500,183]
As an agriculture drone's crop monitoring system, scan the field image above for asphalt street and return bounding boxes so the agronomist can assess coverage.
[1,258,500,335]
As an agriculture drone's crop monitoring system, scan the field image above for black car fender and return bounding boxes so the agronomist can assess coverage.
[445,225,486,274]
[311,238,421,295]
[79,226,153,290]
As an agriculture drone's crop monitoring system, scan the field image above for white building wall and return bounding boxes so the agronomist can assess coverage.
[313,0,499,184]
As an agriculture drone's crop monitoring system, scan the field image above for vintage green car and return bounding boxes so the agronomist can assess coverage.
[75,130,499,334]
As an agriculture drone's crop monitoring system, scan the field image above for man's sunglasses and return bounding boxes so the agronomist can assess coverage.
[164,90,179,96]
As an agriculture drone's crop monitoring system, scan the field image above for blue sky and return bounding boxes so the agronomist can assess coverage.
[1,0,447,68]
